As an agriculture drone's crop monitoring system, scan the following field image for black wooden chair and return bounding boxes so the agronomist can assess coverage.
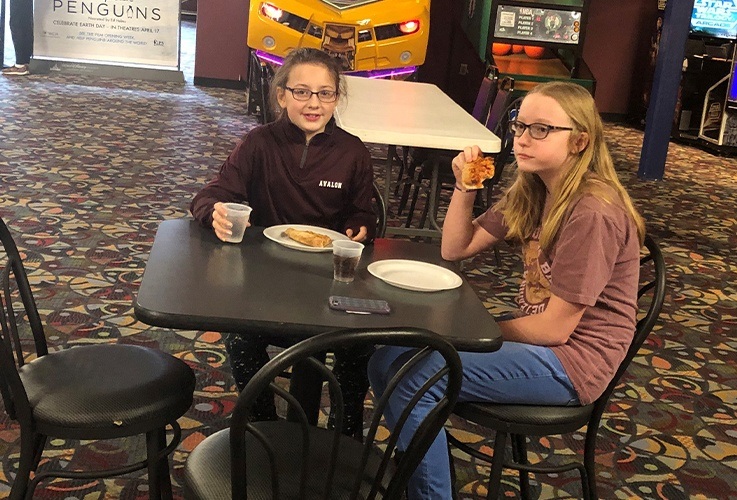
[183,327,463,499]
[447,234,667,499]
[0,217,196,500]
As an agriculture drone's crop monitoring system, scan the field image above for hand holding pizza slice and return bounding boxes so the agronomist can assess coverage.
[460,156,495,190]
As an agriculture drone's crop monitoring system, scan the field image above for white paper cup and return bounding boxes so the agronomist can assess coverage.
[222,203,252,244]
[332,240,364,283]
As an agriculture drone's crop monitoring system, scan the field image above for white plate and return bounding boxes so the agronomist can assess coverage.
[367,259,463,292]
[263,224,350,252]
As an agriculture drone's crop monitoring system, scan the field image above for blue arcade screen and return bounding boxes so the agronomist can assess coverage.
[690,0,737,40]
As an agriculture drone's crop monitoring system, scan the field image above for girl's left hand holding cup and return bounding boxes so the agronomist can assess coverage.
[212,201,251,242]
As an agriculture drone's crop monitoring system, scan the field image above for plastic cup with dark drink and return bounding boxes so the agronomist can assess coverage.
[332,240,364,283]
[222,203,252,244]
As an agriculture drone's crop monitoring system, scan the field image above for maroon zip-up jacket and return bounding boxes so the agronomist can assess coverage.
[190,117,376,241]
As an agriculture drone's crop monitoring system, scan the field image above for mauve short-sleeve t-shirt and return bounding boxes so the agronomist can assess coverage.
[477,188,641,404]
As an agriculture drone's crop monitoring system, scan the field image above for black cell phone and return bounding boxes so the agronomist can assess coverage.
[328,296,391,315]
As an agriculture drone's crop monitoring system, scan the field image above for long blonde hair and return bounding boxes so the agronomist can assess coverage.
[494,81,645,249]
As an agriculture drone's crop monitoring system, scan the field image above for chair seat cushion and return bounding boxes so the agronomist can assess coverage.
[19,344,195,439]
[453,401,595,436]
[184,421,393,500]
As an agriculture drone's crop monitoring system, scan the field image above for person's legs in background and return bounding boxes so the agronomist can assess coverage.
[2,0,33,75]
[329,344,375,439]
[224,333,373,438]
[367,341,580,499]
[222,332,278,421]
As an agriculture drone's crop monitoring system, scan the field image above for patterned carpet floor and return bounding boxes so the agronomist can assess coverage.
[1,61,736,498]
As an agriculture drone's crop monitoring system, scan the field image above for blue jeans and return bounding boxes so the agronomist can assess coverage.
[367,341,579,499]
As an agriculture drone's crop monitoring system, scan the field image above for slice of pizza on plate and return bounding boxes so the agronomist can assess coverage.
[283,228,333,248]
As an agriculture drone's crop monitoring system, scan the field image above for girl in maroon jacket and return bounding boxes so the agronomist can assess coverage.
[191,48,375,437]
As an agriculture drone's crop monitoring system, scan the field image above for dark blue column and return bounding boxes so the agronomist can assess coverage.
[638,0,695,180]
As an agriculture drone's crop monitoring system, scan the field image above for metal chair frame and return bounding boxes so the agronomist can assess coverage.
[372,180,387,238]
[400,77,518,226]
[183,327,463,500]
[403,94,521,235]
[0,217,195,500]
[246,50,276,125]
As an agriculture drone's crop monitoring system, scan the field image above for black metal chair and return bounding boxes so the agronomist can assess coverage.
[246,50,276,125]
[447,234,667,500]
[183,327,463,499]
[401,83,521,230]
[393,67,501,207]
[475,96,522,216]
[372,180,387,238]
[0,217,196,500]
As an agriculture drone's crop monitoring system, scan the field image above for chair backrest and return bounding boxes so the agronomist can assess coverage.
[229,327,462,500]
[0,217,49,422]
[485,76,515,133]
[590,234,666,421]
[490,96,523,179]
[473,96,523,216]
[471,66,500,124]
[250,51,276,124]
[372,181,387,238]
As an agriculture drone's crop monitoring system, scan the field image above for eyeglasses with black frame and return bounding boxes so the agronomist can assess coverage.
[509,120,574,140]
[284,86,339,103]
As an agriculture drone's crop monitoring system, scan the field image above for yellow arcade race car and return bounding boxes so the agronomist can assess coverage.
[247,0,431,76]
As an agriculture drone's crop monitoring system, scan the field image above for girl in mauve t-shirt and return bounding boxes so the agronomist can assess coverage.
[368,81,646,499]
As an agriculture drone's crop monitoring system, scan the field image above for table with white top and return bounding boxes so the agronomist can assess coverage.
[335,75,502,237]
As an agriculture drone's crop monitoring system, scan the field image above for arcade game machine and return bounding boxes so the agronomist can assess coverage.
[672,0,737,153]
[481,0,594,97]
[698,47,737,151]
[245,0,431,121]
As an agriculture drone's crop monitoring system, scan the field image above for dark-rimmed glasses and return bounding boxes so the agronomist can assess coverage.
[284,86,339,103]
[509,120,574,140]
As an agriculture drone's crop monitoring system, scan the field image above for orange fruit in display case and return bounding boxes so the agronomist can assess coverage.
[491,43,512,56]
[524,45,547,59]
[512,45,525,54]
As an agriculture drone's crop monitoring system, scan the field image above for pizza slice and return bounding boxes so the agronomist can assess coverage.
[461,156,495,190]
[283,228,333,248]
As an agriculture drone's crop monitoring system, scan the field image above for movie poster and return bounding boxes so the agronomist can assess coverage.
[33,0,180,69]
